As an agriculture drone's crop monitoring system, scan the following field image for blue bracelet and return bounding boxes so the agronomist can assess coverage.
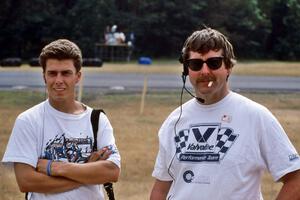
[46,160,53,176]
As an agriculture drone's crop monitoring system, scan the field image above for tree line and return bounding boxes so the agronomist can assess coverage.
[0,0,299,61]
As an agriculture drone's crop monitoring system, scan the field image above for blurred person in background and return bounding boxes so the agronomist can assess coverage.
[112,25,126,44]
[105,25,126,45]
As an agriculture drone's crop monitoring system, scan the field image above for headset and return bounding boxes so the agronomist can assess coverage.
[179,54,189,77]
[179,53,205,103]
[166,53,205,182]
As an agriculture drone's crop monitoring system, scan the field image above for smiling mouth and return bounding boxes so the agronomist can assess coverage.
[54,88,65,91]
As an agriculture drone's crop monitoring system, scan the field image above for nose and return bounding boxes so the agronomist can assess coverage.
[55,73,63,83]
[200,63,211,74]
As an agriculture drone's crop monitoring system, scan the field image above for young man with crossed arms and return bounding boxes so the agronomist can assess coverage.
[2,39,120,199]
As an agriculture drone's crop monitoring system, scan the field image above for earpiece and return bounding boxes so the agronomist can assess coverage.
[43,74,46,84]
[179,54,189,76]
[179,53,205,103]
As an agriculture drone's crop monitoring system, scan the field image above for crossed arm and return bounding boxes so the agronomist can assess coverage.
[14,148,120,193]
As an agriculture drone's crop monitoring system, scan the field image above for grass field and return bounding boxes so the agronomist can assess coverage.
[0,90,299,200]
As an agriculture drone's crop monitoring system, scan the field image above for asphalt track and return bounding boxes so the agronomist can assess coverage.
[0,71,299,93]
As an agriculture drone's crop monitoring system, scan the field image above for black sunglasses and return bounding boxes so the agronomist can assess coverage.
[186,57,223,71]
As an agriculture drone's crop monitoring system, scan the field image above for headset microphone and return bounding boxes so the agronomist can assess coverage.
[196,97,205,104]
[169,51,219,180]
[181,73,205,103]
[167,55,205,180]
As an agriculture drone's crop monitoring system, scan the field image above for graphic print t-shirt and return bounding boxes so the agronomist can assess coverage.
[42,102,95,163]
[2,100,120,200]
[152,92,300,200]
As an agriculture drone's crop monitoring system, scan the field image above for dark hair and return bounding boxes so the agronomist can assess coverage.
[182,28,236,69]
[39,39,82,72]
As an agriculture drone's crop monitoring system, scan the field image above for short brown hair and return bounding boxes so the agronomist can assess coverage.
[39,39,82,72]
[182,28,236,69]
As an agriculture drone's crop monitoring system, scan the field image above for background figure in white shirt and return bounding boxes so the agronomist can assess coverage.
[112,25,126,44]
[104,25,114,44]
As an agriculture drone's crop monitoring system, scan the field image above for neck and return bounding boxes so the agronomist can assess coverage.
[200,90,230,105]
[197,84,230,105]
[48,98,85,114]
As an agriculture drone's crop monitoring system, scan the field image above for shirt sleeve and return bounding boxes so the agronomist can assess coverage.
[259,110,300,181]
[97,112,121,168]
[152,123,173,181]
[2,117,40,168]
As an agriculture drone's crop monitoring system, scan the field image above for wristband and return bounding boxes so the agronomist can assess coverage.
[46,160,53,176]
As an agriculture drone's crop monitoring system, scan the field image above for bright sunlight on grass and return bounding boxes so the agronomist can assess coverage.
[0,90,299,200]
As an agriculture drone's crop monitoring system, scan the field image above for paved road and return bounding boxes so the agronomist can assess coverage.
[0,71,299,92]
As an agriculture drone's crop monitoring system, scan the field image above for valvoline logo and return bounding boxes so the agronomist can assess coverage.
[175,123,238,162]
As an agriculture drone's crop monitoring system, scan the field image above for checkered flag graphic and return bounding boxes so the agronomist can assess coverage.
[215,128,238,160]
[174,129,189,153]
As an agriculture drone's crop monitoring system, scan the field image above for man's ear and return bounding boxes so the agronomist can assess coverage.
[43,73,46,84]
[227,66,232,74]
[226,67,232,81]
[76,71,82,84]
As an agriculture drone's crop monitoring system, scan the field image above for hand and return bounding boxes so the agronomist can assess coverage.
[87,147,112,163]
[36,159,49,175]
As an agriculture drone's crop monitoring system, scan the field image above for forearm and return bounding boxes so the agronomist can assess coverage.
[276,184,300,200]
[276,170,300,200]
[150,179,172,200]
[55,161,120,184]
[37,148,120,185]
[14,163,81,193]
[51,160,120,184]
[22,175,82,193]
[150,190,169,200]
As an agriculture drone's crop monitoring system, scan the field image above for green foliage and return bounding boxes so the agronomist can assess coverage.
[216,0,269,58]
[132,0,208,57]
[270,0,300,60]
[0,0,299,60]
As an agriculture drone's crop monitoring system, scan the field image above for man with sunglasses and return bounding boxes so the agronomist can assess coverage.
[150,28,300,199]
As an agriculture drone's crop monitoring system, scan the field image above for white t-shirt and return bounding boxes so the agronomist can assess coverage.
[2,99,121,200]
[152,92,300,200]
[113,32,126,43]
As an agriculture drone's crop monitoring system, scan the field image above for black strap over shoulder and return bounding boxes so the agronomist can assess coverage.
[90,109,104,151]
[90,109,115,200]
